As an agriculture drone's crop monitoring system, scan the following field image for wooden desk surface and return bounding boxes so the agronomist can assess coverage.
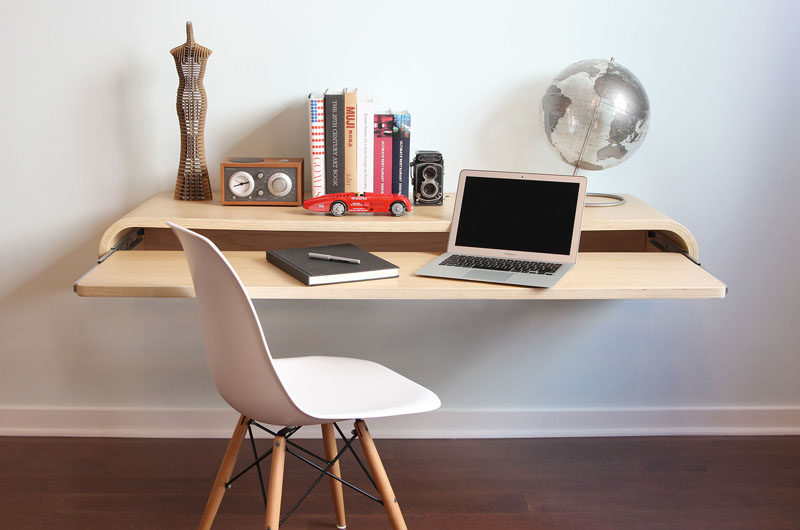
[75,251,726,300]
[100,192,699,259]
[79,192,724,300]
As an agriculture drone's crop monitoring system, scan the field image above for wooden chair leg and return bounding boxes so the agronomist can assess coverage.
[322,423,347,529]
[354,420,407,530]
[198,414,249,530]
[264,434,287,530]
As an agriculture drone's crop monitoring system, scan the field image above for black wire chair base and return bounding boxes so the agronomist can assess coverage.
[224,420,382,527]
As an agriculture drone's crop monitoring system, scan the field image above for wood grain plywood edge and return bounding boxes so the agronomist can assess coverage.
[581,195,699,260]
[75,284,196,298]
[98,192,700,259]
[76,285,725,300]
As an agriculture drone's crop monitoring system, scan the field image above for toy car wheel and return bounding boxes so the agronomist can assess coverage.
[390,201,407,216]
[330,201,347,216]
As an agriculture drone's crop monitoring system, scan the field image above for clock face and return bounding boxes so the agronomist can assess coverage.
[228,171,255,197]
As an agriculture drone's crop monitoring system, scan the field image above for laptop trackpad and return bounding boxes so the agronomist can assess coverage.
[463,270,514,282]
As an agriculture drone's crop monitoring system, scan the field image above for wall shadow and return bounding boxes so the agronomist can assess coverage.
[478,78,572,174]
[219,101,310,196]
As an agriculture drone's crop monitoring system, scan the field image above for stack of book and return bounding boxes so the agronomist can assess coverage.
[307,89,411,198]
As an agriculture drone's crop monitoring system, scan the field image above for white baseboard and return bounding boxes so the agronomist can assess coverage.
[1,406,799,438]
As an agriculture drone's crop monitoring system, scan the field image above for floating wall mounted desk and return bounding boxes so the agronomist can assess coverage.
[75,192,726,300]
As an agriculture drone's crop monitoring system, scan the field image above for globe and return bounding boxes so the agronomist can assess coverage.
[541,58,650,171]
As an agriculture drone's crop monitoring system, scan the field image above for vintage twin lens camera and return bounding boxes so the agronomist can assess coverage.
[410,150,444,205]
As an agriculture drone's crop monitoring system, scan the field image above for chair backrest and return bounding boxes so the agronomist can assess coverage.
[167,222,313,426]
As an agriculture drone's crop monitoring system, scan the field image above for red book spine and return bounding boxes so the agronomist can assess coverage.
[373,114,394,194]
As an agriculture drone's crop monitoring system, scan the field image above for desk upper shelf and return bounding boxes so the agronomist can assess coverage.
[100,192,699,260]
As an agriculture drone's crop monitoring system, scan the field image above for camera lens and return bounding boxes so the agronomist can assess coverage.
[421,181,439,198]
[424,166,439,180]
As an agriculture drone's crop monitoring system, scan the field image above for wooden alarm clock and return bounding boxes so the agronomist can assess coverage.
[220,157,304,206]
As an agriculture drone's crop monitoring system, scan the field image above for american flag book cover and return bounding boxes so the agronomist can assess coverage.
[307,94,325,197]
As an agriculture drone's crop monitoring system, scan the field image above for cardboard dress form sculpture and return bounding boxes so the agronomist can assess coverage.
[171,22,212,201]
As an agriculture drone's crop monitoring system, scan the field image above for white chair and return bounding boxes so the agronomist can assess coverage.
[167,223,440,530]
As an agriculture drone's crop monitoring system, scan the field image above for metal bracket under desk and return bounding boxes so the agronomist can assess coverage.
[647,230,700,265]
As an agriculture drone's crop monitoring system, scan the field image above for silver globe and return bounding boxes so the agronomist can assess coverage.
[541,58,650,171]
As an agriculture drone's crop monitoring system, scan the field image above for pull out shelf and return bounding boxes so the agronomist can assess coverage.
[76,251,725,300]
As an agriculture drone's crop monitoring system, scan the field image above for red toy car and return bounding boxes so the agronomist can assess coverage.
[303,192,413,217]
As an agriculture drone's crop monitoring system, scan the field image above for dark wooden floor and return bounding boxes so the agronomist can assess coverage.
[0,434,798,529]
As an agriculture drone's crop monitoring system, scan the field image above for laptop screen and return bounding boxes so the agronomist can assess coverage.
[454,176,580,256]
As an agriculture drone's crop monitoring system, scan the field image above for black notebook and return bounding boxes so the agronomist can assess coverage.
[267,243,399,286]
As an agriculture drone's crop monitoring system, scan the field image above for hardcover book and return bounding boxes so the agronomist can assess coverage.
[307,93,325,197]
[343,88,358,193]
[324,90,345,194]
[267,243,399,286]
[391,111,411,197]
[356,98,374,193]
[373,114,394,194]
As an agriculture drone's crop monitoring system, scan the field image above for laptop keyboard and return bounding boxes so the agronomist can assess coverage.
[440,254,562,275]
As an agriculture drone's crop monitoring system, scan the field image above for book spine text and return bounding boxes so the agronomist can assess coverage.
[373,114,394,194]
[343,89,358,192]
[392,111,411,197]
[357,99,374,192]
[324,92,345,193]
[308,94,325,198]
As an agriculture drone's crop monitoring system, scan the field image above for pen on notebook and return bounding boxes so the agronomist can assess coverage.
[308,252,361,265]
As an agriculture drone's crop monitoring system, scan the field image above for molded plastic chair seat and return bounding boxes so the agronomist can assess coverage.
[273,356,440,423]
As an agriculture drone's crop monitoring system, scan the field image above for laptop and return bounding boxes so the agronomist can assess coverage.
[415,169,587,288]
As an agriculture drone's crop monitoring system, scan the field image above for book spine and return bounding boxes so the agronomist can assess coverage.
[308,94,325,198]
[266,252,311,285]
[343,89,358,193]
[356,98,374,192]
[324,91,345,194]
[391,111,411,197]
[373,114,394,194]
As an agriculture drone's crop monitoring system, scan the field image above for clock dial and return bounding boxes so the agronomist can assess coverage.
[229,171,255,198]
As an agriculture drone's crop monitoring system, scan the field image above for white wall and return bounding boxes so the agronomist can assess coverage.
[1,0,799,437]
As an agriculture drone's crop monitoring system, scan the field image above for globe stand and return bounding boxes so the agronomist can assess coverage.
[586,192,626,207]
[573,75,627,209]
